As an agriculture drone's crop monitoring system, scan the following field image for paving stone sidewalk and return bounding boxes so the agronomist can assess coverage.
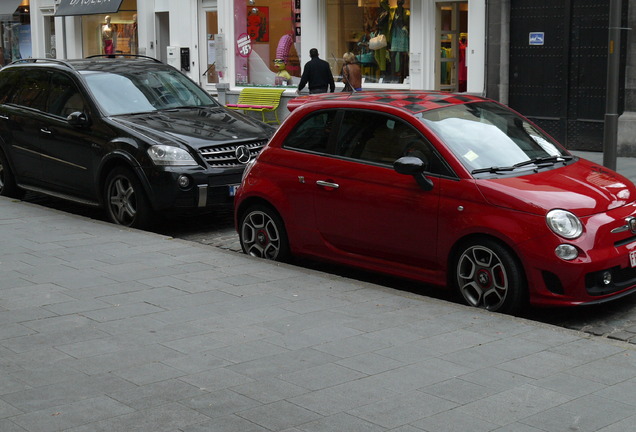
[1,197,636,431]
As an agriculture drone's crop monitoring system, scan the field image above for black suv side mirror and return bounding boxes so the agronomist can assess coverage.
[394,156,434,191]
[67,111,90,127]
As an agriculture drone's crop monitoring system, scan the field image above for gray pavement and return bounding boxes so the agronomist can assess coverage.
[2,180,636,430]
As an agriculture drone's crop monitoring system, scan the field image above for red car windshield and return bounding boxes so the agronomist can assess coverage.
[419,102,569,175]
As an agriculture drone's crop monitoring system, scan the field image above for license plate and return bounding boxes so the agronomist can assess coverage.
[630,250,636,268]
[229,184,240,197]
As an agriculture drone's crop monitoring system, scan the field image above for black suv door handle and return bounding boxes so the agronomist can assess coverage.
[40,128,52,135]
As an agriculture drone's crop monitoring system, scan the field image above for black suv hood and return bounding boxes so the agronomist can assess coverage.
[110,106,274,149]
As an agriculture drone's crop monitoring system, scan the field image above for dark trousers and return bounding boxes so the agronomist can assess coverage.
[309,87,328,94]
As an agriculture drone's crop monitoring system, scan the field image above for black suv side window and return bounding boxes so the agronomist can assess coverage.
[0,69,21,104]
[282,110,338,155]
[47,72,87,118]
[8,69,49,112]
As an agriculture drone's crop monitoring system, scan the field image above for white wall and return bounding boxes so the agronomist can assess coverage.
[466,0,485,94]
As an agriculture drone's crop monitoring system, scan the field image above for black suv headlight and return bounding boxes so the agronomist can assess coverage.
[147,145,197,166]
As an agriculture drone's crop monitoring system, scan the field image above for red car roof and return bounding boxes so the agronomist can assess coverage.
[286,90,487,114]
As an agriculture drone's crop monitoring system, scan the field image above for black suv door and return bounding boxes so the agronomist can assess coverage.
[38,71,99,199]
[0,68,48,185]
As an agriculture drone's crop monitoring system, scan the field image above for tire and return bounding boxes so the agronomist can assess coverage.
[453,238,527,314]
[0,149,24,199]
[239,204,290,261]
[104,166,153,229]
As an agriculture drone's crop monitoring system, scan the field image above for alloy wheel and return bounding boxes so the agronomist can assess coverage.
[456,244,509,311]
[241,209,285,260]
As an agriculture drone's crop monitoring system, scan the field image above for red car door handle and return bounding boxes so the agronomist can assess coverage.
[316,180,339,189]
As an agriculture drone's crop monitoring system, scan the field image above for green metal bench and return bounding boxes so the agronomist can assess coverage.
[226,88,286,124]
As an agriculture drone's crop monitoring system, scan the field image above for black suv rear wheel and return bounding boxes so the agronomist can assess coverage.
[0,149,24,199]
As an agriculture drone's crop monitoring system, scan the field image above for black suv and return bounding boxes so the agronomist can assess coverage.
[0,57,274,228]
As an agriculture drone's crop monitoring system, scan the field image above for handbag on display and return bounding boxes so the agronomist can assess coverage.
[356,52,375,65]
[368,34,387,50]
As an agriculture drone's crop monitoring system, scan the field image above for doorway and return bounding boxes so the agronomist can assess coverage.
[155,12,169,64]
[435,2,468,92]
[201,10,219,86]
[508,0,627,150]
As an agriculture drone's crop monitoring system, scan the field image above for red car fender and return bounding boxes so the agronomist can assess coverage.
[235,154,319,250]
[434,177,549,275]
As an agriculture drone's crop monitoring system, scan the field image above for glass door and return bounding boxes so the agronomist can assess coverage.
[199,0,221,90]
[435,2,467,92]
[203,11,219,85]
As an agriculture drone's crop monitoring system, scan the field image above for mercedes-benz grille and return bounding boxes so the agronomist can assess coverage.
[199,140,267,167]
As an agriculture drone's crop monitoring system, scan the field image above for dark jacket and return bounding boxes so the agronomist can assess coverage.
[298,57,335,93]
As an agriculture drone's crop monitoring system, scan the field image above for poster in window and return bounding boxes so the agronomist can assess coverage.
[247,6,269,42]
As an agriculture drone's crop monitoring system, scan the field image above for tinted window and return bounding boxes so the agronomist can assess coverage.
[8,69,49,111]
[47,72,87,118]
[283,110,337,154]
[0,69,21,104]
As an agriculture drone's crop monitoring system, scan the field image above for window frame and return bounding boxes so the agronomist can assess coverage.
[282,107,457,178]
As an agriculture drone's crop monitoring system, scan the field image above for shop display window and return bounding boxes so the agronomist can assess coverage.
[81,0,137,57]
[0,1,31,66]
[233,0,301,87]
[327,0,410,85]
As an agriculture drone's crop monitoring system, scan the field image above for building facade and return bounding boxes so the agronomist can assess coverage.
[9,0,636,152]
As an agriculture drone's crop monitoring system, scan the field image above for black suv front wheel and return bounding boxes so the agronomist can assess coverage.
[104,166,152,229]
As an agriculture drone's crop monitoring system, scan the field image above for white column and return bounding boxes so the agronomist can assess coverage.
[467,0,486,94]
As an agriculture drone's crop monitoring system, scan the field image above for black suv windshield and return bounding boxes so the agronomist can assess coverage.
[81,68,219,115]
[419,102,570,175]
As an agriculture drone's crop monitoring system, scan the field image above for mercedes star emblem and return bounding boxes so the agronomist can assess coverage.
[235,145,251,164]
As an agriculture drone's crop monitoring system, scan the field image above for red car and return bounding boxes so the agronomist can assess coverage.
[234,91,636,313]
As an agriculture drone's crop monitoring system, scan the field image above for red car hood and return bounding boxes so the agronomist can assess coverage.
[476,158,636,217]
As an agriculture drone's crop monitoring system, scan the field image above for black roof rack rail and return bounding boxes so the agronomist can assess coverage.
[7,58,75,69]
[85,54,163,63]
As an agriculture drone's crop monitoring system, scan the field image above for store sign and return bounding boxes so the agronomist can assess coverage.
[236,33,252,58]
[55,0,124,17]
[529,32,545,46]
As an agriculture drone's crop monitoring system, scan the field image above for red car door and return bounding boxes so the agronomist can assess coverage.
[313,158,441,272]
[311,111,444,276]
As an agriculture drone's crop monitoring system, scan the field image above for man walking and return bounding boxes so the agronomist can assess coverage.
[297,48,335,94]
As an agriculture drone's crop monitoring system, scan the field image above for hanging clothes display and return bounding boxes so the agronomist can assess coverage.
[389,0,409,74]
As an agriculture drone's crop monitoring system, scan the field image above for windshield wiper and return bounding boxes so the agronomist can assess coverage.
[471,166,517,174]
[513,155,573,168]
[471,155,574,175]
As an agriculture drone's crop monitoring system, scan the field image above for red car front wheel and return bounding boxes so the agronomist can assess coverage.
[455,238,527,314]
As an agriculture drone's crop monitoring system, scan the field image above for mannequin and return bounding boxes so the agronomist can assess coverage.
[389,0,410,81]
[102,16,115,56]
[373,0,391,78]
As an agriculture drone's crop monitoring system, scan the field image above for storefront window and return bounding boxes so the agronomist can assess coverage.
[233,0,301,86]
[0,1,31,66]
[81,0,137,57]
[327,0,410,85]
